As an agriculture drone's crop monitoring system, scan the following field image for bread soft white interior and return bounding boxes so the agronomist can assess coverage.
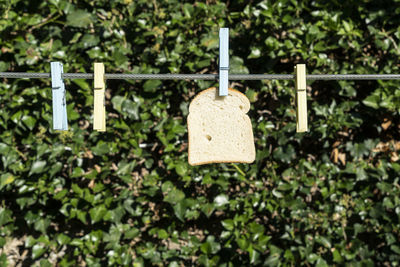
[187,87,256,165]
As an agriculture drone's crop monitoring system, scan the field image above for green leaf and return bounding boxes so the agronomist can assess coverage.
[56,234,71,245]
[230,56,249,74]
[273,145,295,163]
[0,208,12,226]
[201,235,221,255]
[308,253,319,263]
[111,95,125,113]
[29,161,46,175]
[168,262,179,267]
[0,253,6,267]
[122,99,140,120]
[0,61,9,72]
[92,142,108,156]
[316,258,329,267]
[66,10,94,28]
[249,222,264,235]
[32,243,46,260]
[201,34,219,50]
[80,34,99,48]
[34,218,50,234]
[110,206,125,223]
[72,79,90,90]
[113,50,128,66]
[21,115,36,130]
[123,198,135,215]
[125,228,140,239]
[333,249,343,263]
[49,162,62,178]
[175,163,187,176]
[363,93,380,109]
[272,189,283,198]
[71,167,84,178]
[236,238,248,251]
[164,188,185,205]
[221,219,234,231]
[248,47,261,59]
[214,195,229,207]
[143,80,162,93]
[39,259,52,267]
[391,245,400,255]
[158,229,168,239]
[201,203,215,218]
[89,205,107,224]
[54,189,68,200]
[0,143,9,154]
[316,236,331,248]
[173,200,186,222]
[0,173,15,189]
[77,210,87,224]
[249,245,260,264]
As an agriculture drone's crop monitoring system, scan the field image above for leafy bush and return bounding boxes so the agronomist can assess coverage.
[0,0,400,266]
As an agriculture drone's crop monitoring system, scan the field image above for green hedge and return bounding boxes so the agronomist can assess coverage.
[1,0,400,266]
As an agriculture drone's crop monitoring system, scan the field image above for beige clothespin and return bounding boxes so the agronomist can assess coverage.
[295,64,308,132]
[93,63,106,132]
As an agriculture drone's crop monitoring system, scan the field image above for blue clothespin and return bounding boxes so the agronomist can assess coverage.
[219,28,229,96]
[51,62,68,130]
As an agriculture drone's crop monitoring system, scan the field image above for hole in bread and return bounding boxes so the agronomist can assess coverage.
[206,135,212,141]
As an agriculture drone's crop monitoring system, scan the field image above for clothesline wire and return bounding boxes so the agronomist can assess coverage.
[3,71,395,148]
[1,72,400,80]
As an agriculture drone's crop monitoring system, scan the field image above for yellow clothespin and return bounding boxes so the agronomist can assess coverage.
[295,64,308,132]
[93,63,106,132]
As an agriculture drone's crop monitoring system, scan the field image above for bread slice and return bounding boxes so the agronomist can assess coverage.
[187,87,256,166]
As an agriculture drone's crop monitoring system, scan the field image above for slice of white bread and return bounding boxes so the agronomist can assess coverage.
[187,87,256,166]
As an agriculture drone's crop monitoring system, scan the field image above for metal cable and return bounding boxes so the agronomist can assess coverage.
[0,72,51,78]
[105,73,217,80]
[1,72,400,80]
[307,74,400,80]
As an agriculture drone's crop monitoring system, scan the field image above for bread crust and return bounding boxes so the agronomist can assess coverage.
[188,87,250,113]
[187,87,255,166]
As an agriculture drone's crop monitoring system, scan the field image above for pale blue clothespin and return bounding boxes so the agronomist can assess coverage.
[219,28,229,96]
[51,62,68,130]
